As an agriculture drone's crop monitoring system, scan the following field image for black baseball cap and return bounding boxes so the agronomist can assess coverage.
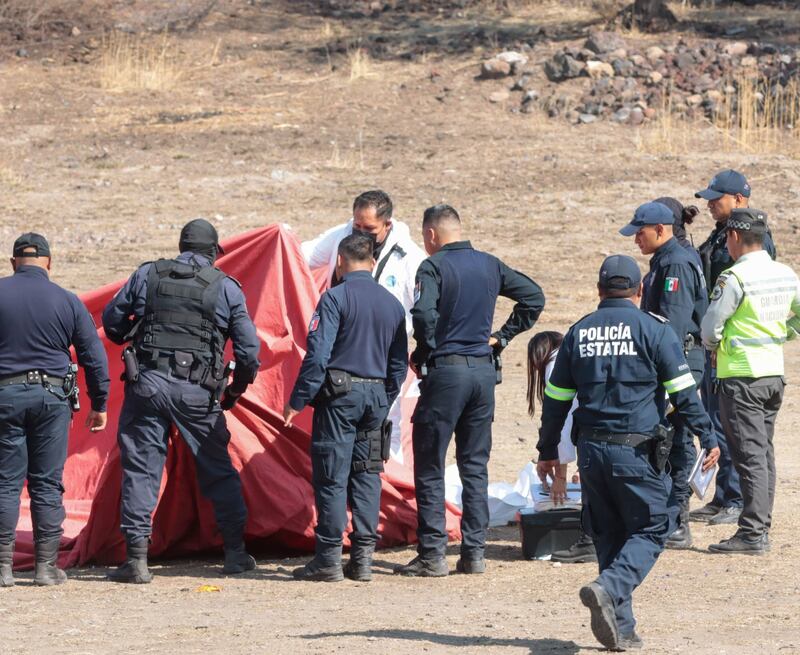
[727,208,768,234]
[619,202,675,237]
[695,169,751,200]
[12,232,51,258]
[179,218,224,254]
[599,254,642,290]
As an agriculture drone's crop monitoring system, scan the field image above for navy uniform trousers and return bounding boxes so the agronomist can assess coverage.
[311,381,388,565]
[701,350,743,508]
[0,384,72,545]
[580,439,675,635]
[118,370,247,543]
[412,357,496,560]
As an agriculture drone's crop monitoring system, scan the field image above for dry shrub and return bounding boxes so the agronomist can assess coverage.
[99,31,183,92]
[347,47,378,82]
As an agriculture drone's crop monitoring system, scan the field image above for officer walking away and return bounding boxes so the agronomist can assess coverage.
[537,255,717,651]
[102,219,261,583]
[302,190,425,463]
[396,204,545,577]
[692,170,777,526]
[654,196,702,267]
[620,201,716,550]
[284,234,407,582]
[701,209,800,555]
[0,233,109,587]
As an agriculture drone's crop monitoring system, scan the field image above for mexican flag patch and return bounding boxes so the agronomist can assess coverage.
[664,277,679,292]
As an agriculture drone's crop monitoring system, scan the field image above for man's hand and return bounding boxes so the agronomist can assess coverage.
[410,360,422,380]
[283,403,300,428]
[710,350,717,369]
[703,446,721,471]
[488,336,498,348]
[86,410,107,433]
[536,458,559,486]
[220,391,242,411]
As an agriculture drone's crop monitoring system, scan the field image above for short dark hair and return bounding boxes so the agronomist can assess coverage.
[422,204,460,228]
[338,233,374,263]
[731,229,765,247]
[603,286,638,299]
[353,190,392,221]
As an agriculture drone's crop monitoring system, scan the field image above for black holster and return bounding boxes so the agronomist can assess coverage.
[64,363,80,413]
[380,419,393,462]
[651,423,674,473]
[122,346,140,383]
[353,426,384,474]
[493,352,503,385]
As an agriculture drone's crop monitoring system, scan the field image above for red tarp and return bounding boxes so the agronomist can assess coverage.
[13,225,461,570]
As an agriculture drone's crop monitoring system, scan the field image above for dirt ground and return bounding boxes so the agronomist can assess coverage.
[1,1,800,653]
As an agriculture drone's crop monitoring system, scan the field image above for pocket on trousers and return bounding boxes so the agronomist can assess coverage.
[311,441,338,486]
[611,463,648,478]
[130,378,160,400]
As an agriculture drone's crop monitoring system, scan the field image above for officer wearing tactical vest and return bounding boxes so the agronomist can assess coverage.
[537,255,717,652]
[0,233,109,588]
[701,208,800,555]
[102,219,261,583]
[396,204,545,578]
[620,201,712,550]
[693,170,777,526]
[284,234,408,582]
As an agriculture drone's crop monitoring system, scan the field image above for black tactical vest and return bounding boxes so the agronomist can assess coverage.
[136,259,226,382]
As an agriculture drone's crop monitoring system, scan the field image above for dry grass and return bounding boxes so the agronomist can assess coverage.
[99,31,183,92]
[0,0,74,34]
[347,47,379,82]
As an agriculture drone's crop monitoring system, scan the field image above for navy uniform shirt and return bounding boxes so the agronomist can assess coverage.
[698,222,777,292]
[536,298,715,461]
[641,237,708,344]
[289,270,408,411]
[0,265,110,411]
[410,241,545,365]
[102,252,261,388]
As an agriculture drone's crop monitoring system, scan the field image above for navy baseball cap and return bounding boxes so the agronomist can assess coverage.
[619,202,675,237]
[598,254,642,290]
[727,208,768,234]
[12,232,51,258]
[695,169,751,200]
[179,218,224,255]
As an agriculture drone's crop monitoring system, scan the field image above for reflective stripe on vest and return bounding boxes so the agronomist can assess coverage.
[718,258,797,378]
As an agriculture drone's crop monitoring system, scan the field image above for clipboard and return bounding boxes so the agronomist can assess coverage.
[689,448,717,500]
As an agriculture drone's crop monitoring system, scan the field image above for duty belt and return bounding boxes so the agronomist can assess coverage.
[0,371,65,387]
[578,428,652,447]
[350,376,385,384]
[429,354,493,368]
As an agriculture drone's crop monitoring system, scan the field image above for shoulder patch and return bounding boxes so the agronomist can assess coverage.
[647,311,670,324]
[664,277,680,292]
[308,312,320,332]
[413,280,421,303]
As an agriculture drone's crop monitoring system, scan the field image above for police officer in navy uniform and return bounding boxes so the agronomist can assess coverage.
[103,219,261,583]
[284,234,408,582]
[396,205,545,577]
[693,170,777,526]
[536,255,717,651]
[0,233,109,587]
[620,201,711,549]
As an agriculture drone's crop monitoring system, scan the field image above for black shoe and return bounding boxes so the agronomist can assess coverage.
[688,503,722,523]
[108,538,153,584]
[618,631,644,650]
[708,533,765,556]
[292,559,344,582]
[394,555,449,577]
[551,534,597,563]
[33,539,67,586]
[0,541,14,588]
[665,511,692,550]
[579,581,619,651]
[343,559,372,582]
[222,545,256,575]
[708,506,742,526]
[455,557,485,574]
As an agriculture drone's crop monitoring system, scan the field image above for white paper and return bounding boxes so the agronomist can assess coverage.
[689,448,717,499]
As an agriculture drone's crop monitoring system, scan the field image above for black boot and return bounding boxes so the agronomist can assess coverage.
[0,541,15,587]
[223,542,256,575]
[292,557,344,582]
[108,538,152,584]
[666,507,692,550]
[343,544,374,582]
[551,532,597,563]
[33,539,67,586]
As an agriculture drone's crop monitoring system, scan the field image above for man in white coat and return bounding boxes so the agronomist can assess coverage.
[302,190,425,463]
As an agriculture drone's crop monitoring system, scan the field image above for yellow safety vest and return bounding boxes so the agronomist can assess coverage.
[718,256,798,378]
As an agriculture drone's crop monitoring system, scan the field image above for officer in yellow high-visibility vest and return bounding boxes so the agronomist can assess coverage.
[701,208,800,555]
